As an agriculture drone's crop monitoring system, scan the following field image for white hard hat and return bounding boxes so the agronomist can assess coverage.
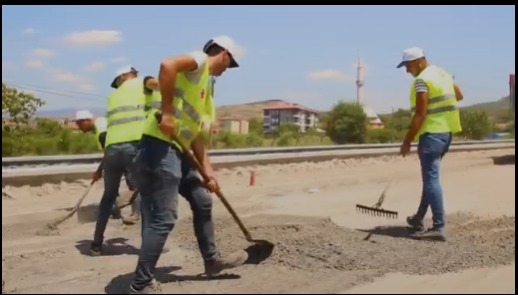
[397,47,425,68]
[75,110,94,121]
[110,65,139,89]
[203,35,243,68]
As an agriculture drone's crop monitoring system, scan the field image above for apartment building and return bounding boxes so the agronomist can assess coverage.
[262,103,319,134]
[217,115,249,135]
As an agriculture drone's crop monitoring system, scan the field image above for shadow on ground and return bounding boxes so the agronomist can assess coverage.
[75,238,140,256]
[104,266,241,294]
[492,155,515,166]
[357,226,415,241]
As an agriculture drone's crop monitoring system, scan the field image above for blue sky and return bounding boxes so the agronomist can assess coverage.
[2,5,515,115]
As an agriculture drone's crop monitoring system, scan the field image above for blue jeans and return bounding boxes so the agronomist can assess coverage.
[414,132,452,231]
[132,135,217,289]
[93,141,139,246]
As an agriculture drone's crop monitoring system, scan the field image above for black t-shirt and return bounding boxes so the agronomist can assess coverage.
[98,131,107,150]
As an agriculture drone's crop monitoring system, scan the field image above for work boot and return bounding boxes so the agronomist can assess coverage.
[410,227,446,242]
[204,250,248,276]
[89,243,102,257]
[406,215,424,232]
[129,280,162,294]
[122,213,140,226]
[111,205,122,220]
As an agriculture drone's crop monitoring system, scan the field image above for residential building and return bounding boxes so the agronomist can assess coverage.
[262,102,320,134]
[217,115,249,135]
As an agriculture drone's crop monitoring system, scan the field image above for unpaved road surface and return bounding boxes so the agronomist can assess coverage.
[2,149,515,294]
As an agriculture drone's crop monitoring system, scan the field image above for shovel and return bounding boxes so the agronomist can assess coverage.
[155,113,274,262]
[37,181,96,236]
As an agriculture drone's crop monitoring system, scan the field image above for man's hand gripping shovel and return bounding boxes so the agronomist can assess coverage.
[155,112,274,264]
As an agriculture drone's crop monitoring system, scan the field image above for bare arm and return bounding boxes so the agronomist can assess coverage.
[191,135,215,175]
[453,83,464,102]
[159,55,199,115]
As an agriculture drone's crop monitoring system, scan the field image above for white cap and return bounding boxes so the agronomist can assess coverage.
[110,65,138,89]
[75,110,94,121]
[203,35,242,68]
[397,47,425,68]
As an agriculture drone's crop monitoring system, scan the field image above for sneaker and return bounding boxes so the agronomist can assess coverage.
[204,250,248,276]
[406,215,424,232]
[90,243,102,256]
[111,205,122,219]
[129,280,161,294]
[411,227,446,242]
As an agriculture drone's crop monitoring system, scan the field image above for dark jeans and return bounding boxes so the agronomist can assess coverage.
[414,132,453,231]
[132,135,217,288]
[93,141,139,246]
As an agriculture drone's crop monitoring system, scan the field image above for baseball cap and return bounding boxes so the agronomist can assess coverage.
[203,35,242,68]
[110,65,139,89]
[75,110,94,121]
[397,47,425,68]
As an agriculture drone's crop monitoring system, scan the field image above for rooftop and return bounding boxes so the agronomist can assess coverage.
[263,102,319,113]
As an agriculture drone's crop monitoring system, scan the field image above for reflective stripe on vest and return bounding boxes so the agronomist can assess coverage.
[105,78,148,147]
[142,61,212,149]
[409,65,462,138]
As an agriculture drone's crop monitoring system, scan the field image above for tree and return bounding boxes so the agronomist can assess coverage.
[2,83,44,124]
[248,117,263,135]
[460,110,492,140]
[325,101,367,144]
[2,83,45,156]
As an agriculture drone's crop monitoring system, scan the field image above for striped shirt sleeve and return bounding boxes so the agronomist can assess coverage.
[414,78,429,93]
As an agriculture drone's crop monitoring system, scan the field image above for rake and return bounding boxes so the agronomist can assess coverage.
[356,180,398,219]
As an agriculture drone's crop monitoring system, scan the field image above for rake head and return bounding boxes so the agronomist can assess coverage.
[356,204,398,219]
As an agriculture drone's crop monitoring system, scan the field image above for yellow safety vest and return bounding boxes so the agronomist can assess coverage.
[142,63,214,150]
[410,65,462,139]
[105,78,147,147]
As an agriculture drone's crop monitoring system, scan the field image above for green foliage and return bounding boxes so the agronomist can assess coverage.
[2,83,100,157]
[459,110,492,140]
[248,117,263,135]
[366,128,401,143]
[325,101,368,144]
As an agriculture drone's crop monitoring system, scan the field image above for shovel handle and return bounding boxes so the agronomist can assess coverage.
[155,112,254,241]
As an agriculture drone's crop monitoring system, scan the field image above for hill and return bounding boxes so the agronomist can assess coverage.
[461,95,511,117]
[215,99,285,120]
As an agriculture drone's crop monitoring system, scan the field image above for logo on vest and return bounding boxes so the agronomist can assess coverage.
[200,89,205,99]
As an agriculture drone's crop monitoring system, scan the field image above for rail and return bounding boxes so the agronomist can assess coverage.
[2,139,514,167]
[2,139,514,187]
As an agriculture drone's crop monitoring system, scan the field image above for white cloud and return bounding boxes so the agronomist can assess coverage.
[307,69,350,81]
[62,30,123,47]
[83,61,105,72]
[30,48,56,58]
[109,56,127,63]
[78,83,95,92]
[25,60,44,68]
[22,28,36,35]
[51,70,84,83]
[2,62,17,70]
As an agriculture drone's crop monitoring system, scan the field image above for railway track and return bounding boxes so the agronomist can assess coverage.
[2,139,514,187]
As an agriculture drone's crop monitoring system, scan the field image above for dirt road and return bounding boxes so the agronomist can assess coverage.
[2,149,515,294]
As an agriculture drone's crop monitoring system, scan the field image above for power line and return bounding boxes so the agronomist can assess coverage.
[3,81,107,102]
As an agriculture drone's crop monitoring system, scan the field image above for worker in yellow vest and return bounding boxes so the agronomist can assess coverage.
[129,36,246,294]
[397,47,463,242]
[90,66,159,256]
[74,110,140,222]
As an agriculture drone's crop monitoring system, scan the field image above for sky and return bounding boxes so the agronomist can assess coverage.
[2,5,515,115]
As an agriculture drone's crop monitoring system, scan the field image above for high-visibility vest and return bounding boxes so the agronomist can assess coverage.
[410,65,462,139]
[94,117,107,150]
[142,62,214,150]
[105,78,147,147]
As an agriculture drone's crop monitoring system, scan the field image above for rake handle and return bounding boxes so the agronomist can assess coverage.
[155,112,254,242]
